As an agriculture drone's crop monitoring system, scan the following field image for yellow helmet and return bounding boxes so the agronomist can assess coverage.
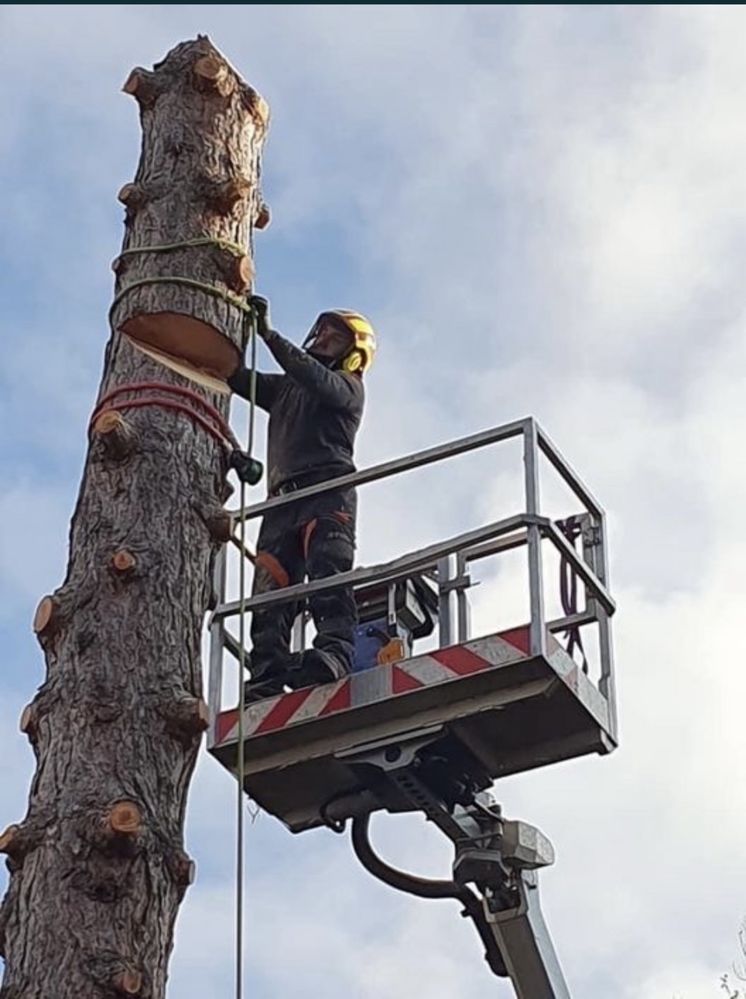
[315,309,377,374]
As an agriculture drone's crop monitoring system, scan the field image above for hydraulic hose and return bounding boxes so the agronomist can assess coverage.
[350,814,507,978]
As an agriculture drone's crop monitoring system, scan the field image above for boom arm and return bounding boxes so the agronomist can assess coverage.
[328,729,572,998]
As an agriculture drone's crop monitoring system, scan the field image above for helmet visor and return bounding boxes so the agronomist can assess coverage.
[304,316,354,359]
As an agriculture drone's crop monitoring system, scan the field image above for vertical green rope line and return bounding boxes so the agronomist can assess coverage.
[247,313,258,457]
[236,307,257,999]
[236,479,246,999]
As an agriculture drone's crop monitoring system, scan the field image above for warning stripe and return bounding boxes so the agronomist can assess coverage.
[244,693,284,733]
[254,688,313,735]
[499,626,530,656]
[464,628,530,668]
[215,708,239,744]
[214,625,538,746]
[284,678,350,726]
[432,644,490,676]
[398,655,453,686]
[392,664,425,694]
[319,679,352,715]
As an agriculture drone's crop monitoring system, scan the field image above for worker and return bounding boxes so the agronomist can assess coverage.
[228,296,376,701]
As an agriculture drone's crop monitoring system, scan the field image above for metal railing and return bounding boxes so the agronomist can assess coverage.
[207,417,617,744]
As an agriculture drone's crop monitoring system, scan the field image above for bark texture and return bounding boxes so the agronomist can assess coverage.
[0,37,267,999]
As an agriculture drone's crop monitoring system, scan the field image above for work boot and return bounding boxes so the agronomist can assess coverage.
[286,649,349,689]
[243,667,287,704]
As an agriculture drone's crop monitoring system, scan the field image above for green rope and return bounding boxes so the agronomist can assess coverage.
[235,308,257,999]
[247,310,258,456]
[236,480,247,999]
[118,236,246,258]
[110,233,254,333]
[109,275,252,326]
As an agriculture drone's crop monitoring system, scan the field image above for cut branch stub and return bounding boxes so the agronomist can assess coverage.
[255,202,271,231]
[86,952,144,995]
[162,696,210,740]
[33,596,60,641]
[111,549,137,576]
[105,801,143,838]
[208,176,251,215]
[169,849,196,889]
[0,821,42,872]
[92,411,138,461]
[19,704,38,742]
[113,968,143,996]
[0,825,22,858]
[241,87,270,130]
[193,55,235,98]
[122,67,158,108]
[228,255,254,294]
[254,95,270,128]
[117,183,148,213]
[204,508,233,544]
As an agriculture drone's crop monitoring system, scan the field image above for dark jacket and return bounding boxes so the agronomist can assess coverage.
[228,329,365,494]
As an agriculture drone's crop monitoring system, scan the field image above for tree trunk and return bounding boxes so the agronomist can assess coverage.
[0,37,267,999]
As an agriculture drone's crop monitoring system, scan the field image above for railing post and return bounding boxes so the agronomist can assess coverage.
[456,551,471,643]
[594,513,618,740]
[523,419,546,657]
[574,512,596,678]
[438,554,459,648]
[207,544,228,748]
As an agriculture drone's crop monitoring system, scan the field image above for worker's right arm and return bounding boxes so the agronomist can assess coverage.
[248,295,362,412]
[227,368,282,412]
[261,330,363,412]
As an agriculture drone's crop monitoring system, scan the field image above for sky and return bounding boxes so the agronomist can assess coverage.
[1,4,746,998]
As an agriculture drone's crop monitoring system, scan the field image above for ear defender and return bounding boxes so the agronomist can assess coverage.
[342,349,364,374]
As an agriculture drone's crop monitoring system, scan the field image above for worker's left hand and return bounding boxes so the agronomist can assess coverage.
[249,294,271,338]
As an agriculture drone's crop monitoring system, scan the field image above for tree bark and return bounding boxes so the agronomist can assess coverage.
[0,37,267,998]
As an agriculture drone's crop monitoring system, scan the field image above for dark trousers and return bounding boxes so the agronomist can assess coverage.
[250,487,357,679]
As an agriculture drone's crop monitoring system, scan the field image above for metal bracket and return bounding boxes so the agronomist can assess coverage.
[438,573,473,594]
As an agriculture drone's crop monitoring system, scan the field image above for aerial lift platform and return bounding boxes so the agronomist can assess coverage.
[207,417,617,998]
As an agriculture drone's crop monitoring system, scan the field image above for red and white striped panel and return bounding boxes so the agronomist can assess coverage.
[214,626,538,745]
[214,625,561,746]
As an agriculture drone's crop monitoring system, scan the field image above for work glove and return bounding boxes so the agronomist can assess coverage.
[249,294,271,339]
[229,294,271,382]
